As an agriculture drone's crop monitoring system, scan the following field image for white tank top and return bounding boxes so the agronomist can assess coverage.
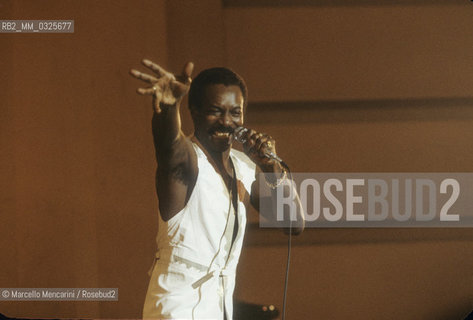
[156,141,256,273]
[144,141,256,319]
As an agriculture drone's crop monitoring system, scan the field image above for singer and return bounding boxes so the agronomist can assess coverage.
[130,60,303,320]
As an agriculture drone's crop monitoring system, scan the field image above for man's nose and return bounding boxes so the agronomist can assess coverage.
[219,111,232,126]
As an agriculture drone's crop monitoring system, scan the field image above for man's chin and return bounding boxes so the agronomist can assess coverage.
[210,136,233,152]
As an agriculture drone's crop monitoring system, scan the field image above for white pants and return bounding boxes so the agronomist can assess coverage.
[143,258,235,320]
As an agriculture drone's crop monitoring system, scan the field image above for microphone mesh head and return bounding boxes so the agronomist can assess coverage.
[233,127,248,143]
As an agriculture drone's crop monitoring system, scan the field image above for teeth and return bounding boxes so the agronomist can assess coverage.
[214,132,229,137]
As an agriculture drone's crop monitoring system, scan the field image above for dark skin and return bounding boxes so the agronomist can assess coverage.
[130,60,304,233]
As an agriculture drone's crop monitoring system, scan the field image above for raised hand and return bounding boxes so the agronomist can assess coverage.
[130,60,194,113]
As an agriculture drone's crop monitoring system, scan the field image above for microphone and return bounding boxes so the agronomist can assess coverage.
[233,127,283,162]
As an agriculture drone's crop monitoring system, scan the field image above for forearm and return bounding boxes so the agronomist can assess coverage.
[271,180,305,235]
[251,166,305,234]
[243,129,305,233]
[152,102,185,155]
[256,169,305,234]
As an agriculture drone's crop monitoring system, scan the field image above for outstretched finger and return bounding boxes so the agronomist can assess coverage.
[136,87,155,95]
[142,59,168,77]
[182,62,194,83]
[130,69,159,84]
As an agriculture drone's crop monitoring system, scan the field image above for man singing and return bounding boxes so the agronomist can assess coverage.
[130,60,302,319]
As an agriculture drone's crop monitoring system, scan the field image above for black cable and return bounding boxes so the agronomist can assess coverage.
[282,217,292,320]
[280,161,293,320]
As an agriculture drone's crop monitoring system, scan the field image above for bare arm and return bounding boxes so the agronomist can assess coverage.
[241,129,305,234]
[130,60,197,221]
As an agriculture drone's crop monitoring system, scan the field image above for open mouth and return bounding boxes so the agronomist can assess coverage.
[211,128,234,139]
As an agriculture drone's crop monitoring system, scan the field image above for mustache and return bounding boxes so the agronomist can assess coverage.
[210,127,235,134]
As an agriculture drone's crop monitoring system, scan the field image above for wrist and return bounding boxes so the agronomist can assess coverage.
[264,167,287,189]
[159,100,178,108]
[260,160,282,174]
[262,162,287,187]
[156,101,179,114]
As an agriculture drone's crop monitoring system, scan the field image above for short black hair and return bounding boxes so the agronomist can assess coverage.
[188,67,248,111]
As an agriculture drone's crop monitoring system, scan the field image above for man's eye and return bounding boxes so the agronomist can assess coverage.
[207,109,221,115]
[231,110,241,116]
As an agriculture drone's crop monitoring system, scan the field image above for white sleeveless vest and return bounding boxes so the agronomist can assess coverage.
[143,142,256,320]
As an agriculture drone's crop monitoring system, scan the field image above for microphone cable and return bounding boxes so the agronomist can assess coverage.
[280,160,293,320]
